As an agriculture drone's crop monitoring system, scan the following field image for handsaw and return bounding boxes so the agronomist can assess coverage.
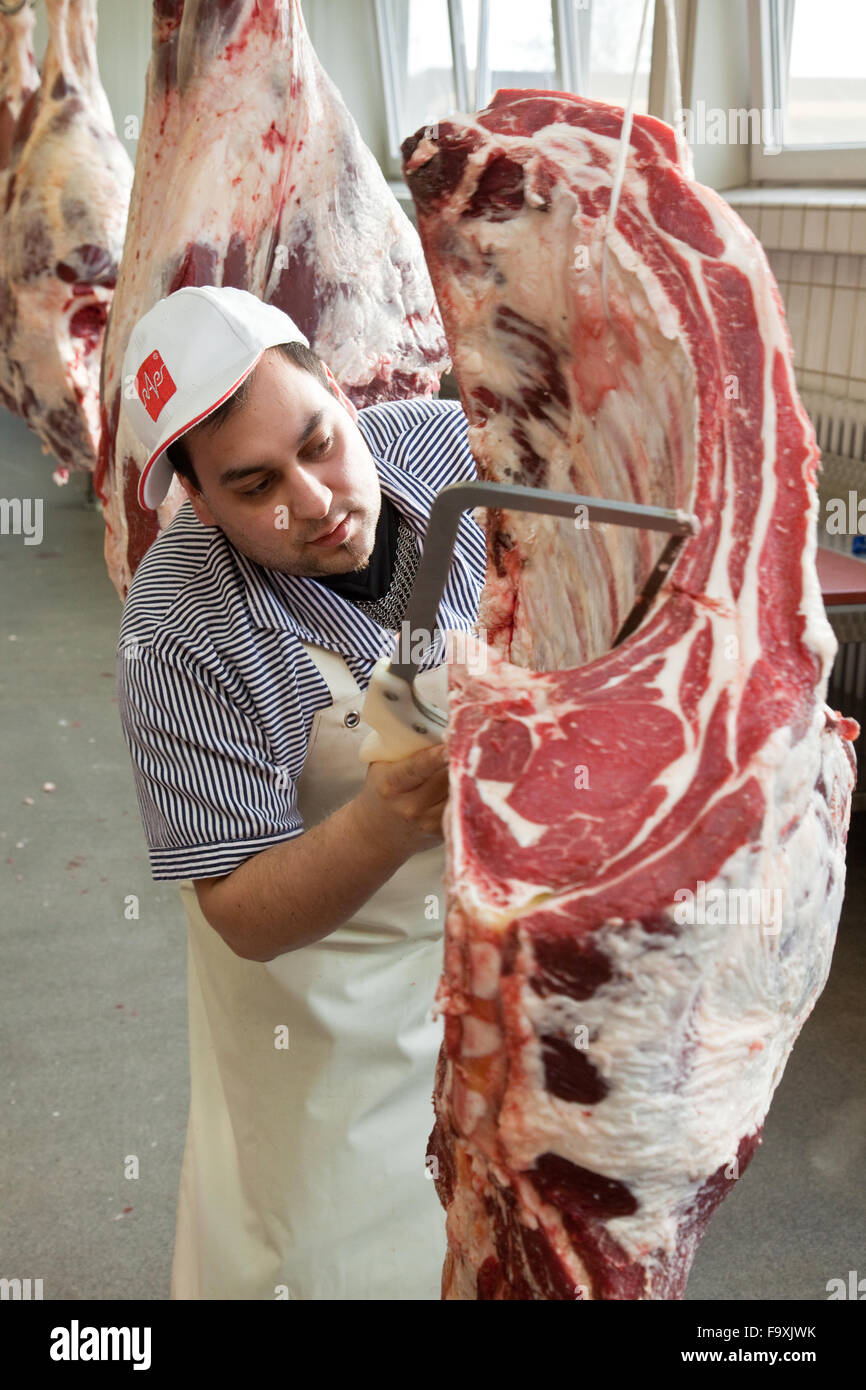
[359,480,699,763]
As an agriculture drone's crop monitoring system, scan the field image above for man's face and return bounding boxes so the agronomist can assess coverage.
[179,350,381,577]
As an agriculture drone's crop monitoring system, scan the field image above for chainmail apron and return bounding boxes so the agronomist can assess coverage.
[349,513,419,630]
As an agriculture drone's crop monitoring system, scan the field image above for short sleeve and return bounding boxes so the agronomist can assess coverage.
[116,642,304,881]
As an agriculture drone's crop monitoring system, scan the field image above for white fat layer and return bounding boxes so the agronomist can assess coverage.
[504,718,849,1267]
[440,129,698,671]
[432,115,838,695]
[461,1016,502,1058]
[451,617,837,926]
[472,780,548,849]
[432,105,854,1292]
[446,186,659,669]
[468,940,502,1000]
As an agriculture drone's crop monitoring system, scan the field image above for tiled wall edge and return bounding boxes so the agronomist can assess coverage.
[734,203,866,255]
[723,187,866,208]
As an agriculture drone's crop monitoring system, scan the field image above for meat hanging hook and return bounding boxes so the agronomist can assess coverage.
[0,0,35,14]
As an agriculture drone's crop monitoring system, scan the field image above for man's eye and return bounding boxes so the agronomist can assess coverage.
[237,433,334,494]
[307,434,334,458]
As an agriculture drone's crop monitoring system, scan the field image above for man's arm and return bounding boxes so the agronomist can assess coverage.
[194,743,449,961]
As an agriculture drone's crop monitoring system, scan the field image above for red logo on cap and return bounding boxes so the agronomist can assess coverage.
[136,350,176,422]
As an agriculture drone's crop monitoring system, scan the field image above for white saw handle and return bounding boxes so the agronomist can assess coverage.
[359,659,445,763]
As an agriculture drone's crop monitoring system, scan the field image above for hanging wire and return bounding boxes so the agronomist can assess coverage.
[600,0,653,323]
[601,0,690,323]
[663,0,690,172]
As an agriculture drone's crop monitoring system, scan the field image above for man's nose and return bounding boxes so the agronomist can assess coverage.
[286,464,332,519]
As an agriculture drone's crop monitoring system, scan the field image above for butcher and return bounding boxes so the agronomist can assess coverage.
[115,284,485,1300]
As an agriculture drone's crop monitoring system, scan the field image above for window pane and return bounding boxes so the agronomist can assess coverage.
[388,0,456,141]
[464,0,557,109]
[586,0,653,114]
[462,0,653,113]
[785,0,866,144]
[462,0,481,105]
[486,0,556,92]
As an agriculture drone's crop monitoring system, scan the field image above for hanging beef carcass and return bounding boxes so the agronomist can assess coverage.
[0,3,38,204]
[0,2,38,417]
[96,0,449,600]
[402,90,859,1300]
[0,0,132,474]
[0,3,37,168]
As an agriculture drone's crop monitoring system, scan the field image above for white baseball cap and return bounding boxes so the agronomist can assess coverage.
[122,285,318,510]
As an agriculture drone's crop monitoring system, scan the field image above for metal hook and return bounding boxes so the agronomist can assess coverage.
[0,0,34,16]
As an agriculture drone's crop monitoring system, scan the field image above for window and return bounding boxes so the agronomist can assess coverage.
[581,0,654,112]
[467,0,559,111]
[786,1,866,145]
[375,0,459,157]
[375,0,658,175]
[750,0,866,182]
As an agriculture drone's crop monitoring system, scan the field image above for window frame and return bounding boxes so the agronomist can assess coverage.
[374,0,635,179]
[374,0,469,175]
[749,0,866,184]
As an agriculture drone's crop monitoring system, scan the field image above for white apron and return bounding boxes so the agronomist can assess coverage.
[170,643,449,1300]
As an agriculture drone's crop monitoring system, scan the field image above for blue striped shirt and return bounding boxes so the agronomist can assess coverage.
[116,397,486,882]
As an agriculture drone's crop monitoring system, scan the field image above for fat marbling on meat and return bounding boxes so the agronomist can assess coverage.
[403,89,858,1300]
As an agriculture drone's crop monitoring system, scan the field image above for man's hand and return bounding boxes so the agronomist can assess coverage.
[195,742,451,961]
[351,743,450,851]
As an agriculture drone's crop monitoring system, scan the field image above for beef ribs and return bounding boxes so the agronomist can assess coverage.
[403,89,858,1300]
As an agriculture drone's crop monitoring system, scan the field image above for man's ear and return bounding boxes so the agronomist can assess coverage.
[179,476,217,527]
[322,362,359,421]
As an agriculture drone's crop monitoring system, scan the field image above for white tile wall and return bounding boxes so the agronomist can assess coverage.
[802,286,833,373]
[852,298,866,386]
[758,206,782,246]
[772,250,792,280]
[780,205,805,250]
[826,289,857,378]
[811,253,835,286]
[784,284,810,367]
[803,208,828,252]
[827,209,853,254]
[727,194,866,401]
[836,255,861,289]
[851,211,866,256]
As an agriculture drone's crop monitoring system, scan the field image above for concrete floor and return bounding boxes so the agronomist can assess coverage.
[0,403,863,1302]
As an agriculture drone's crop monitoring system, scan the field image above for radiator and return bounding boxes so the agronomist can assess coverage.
[806,391,866,559]
[802,391,866,804]
[805,390,866,465]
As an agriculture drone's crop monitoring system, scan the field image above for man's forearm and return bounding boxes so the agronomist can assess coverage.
[195,796,418,962]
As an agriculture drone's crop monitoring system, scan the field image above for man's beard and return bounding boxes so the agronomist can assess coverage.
[264,515,376,578]
[211,498,379,578]
[288,538,372,578]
